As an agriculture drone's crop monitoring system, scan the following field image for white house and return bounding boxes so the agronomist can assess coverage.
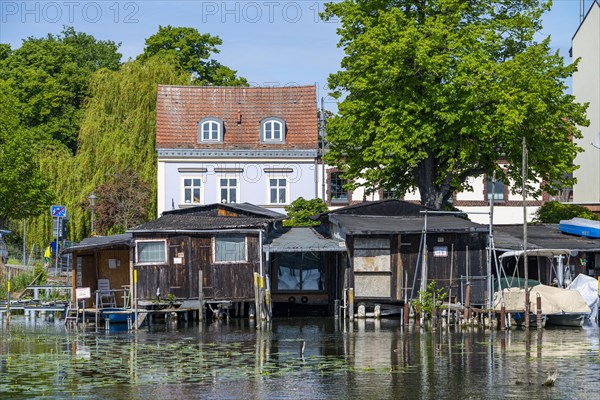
[156,85,319,216]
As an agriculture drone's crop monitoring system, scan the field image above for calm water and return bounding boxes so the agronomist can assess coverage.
[0,316,598,399]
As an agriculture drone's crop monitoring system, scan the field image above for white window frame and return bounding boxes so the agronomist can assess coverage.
[260,117,285,143]
[135,239,167,265]
[268,176,289,205]
[181,176,204,205]
[218,176,239,204]
[198,118,223,143]
[213,235,247,263]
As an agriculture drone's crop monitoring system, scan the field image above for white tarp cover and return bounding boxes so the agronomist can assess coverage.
[494,284,591,315]
[498,249,571,260]
[568,274,598,320]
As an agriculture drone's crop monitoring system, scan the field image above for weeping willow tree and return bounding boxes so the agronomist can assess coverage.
[25,56,190,246]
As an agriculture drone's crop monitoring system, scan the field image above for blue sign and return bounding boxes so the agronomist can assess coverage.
[51,205,66,217]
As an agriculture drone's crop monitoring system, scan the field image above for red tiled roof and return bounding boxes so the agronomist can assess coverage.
[156,85,318,150]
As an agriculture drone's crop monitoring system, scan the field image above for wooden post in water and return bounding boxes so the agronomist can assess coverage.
[403,302,410,326]
[198,270,204,322]
[348,288,354,321]
[536,294,542,328]
[134,268,138,329]
[254,272,260,325]
[463,285,471,323]
[500,303,506,330]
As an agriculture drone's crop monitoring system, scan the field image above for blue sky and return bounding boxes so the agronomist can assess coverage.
[0,0,591,110]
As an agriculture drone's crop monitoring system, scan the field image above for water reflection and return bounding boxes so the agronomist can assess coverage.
[0,316,598,399]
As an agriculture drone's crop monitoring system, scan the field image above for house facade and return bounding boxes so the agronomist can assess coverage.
[156,85,319,216]
[572,1,600,209]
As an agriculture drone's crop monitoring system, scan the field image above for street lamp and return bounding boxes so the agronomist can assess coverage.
[88,192,97,236]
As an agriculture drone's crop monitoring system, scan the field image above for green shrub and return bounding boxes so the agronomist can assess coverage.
[413,280,448,320]
[534,201,599,223]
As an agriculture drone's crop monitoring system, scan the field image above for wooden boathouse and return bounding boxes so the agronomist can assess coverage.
[263,226,347,315]
[65,203,287,323]
[312,200,490,309]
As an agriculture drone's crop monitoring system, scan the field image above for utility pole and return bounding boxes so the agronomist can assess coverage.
[320,97,326,202]
[522,137,530,329]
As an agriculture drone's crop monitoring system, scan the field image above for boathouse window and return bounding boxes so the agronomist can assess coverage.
[214,235,246,263]
[276,252,324,291]
[136,240,167,264]
[486,175,505,202]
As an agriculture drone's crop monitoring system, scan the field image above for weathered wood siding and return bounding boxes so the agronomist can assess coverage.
[347,232,487,304]
[135,233,259,302]
[399,232,487,304]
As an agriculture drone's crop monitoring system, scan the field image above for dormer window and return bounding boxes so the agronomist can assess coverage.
[260,117,285,143]
[198,117,224,143]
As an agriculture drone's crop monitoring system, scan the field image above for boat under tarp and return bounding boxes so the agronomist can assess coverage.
[559,218,600,239]
[568,274,598,321]
[494,284,591,327]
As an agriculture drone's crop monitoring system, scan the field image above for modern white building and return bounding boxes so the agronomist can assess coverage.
[572,1,600,207]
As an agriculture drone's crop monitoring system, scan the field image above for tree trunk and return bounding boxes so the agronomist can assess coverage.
[415,155,448,209]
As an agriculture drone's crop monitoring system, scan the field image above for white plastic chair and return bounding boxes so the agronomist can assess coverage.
[97,279,117,308]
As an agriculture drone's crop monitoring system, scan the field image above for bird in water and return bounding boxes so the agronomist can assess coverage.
[542,370,559,387]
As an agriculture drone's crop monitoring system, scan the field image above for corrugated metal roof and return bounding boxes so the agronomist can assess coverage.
[312,199,435,220]
[63,233,133,253]
[494,224,600,251]
[331,214,487,235]
[264,227,346,252]
[162,202,286,219]
[130,203,285,232]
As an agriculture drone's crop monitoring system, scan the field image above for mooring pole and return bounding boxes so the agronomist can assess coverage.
[198,269,204,322]
[536,294,542,328]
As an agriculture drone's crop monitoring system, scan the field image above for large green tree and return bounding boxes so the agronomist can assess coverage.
[322,0,588,209]
[0,27,121,153]
[138,25,247,86]
[0,82,51,229]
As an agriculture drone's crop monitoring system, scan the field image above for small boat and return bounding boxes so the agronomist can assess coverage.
[545,312,585,327]
[559,218,600,239]
[494,284,590,328]
[100,308,135,323]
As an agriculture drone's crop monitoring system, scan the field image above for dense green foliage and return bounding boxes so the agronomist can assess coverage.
[322,0,588,209]
[0,27,122,153]
[0,263,46,301]
[534,201,599,223]
[0,82,52,228]
[284,197,328,227]
[1,26,246,247]
[138,25,248,86]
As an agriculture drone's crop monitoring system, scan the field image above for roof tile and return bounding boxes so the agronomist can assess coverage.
[156,85,318,150]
